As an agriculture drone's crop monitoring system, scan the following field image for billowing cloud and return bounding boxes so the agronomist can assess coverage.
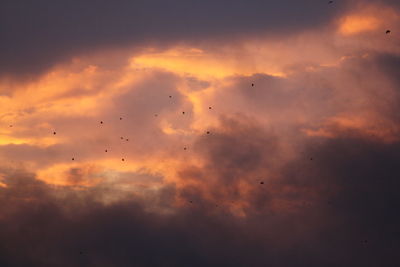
[1,0,400,266]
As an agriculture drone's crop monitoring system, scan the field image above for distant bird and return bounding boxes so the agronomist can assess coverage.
[189,200,193,203]
[122,158,125,161]
[209,106,212,110]
[9,125,12,127]
[120,137,124,140]
[251,83,254,87]
[72,158,74,161]
[154,114,158,117]
[53,131,56,135]
[100,121,103,124]
[105,149,108,152]
[386,30,391,34]
[310,157,313,161]
[260,181,264,185]
[328,0,333,4]
[206,131,210,134]
[183,147,187,150]
[126,138,129,141]
[169,95,172,98]
[182,111,185,115]
[120,117,123,120]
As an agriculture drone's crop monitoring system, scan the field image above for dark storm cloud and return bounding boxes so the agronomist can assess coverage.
[1,117,400,266]
[0,0,352,76]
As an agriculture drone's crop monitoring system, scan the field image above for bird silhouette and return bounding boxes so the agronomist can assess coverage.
[386,30,391,34]
[328,0,333,4]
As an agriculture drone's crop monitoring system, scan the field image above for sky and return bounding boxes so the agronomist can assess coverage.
[0,0,400,266]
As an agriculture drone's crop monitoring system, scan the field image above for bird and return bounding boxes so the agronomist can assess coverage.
[310,158,313,161]
[122,158,125,161]
[169,95,172,98]
[209,106,212,110]
[183,147,187,150]
[182,111,185,115]
[120,117,123,120]
[72,158,75,161]
[105,149,108,152]
[251,83,254,87]
[260,181,264,185]
[100,121,103,124]
[126,138,129,141]
[53,131,56,135]
[206,131,210,134]
[120,137,124,140]
[154,114,158,117]
[189,200,193,203]
[328,0,333,4]
[9,125,12,127]
[386,30,391,34]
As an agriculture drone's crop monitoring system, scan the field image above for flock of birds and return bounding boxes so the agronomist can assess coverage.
[4,1,395,237]
[40,0,396,256]
[46,94,216,165]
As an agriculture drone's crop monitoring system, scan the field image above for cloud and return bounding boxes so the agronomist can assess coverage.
[0,0,355,77]
[1,118,400,266]
[1,1,400,265]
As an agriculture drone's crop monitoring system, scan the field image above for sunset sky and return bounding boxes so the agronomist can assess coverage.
[1,0,400,266]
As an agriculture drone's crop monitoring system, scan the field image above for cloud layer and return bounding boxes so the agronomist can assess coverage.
[1,0,400,266]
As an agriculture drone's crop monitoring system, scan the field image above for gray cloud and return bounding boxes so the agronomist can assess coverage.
[0,0,355,77]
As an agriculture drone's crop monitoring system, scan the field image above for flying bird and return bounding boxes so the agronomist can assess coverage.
[72,158,74,161]
[386,30,391,34]
[260,181,264,185]
[100,121,103,124]
[206,131,210,134]
[328,0,333,4]
[209,106,212,110]
[53,131,56,135]
[105,149,108,152]
[122,158,125,161]
[251,83,254,87]
[182,111,185,115]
